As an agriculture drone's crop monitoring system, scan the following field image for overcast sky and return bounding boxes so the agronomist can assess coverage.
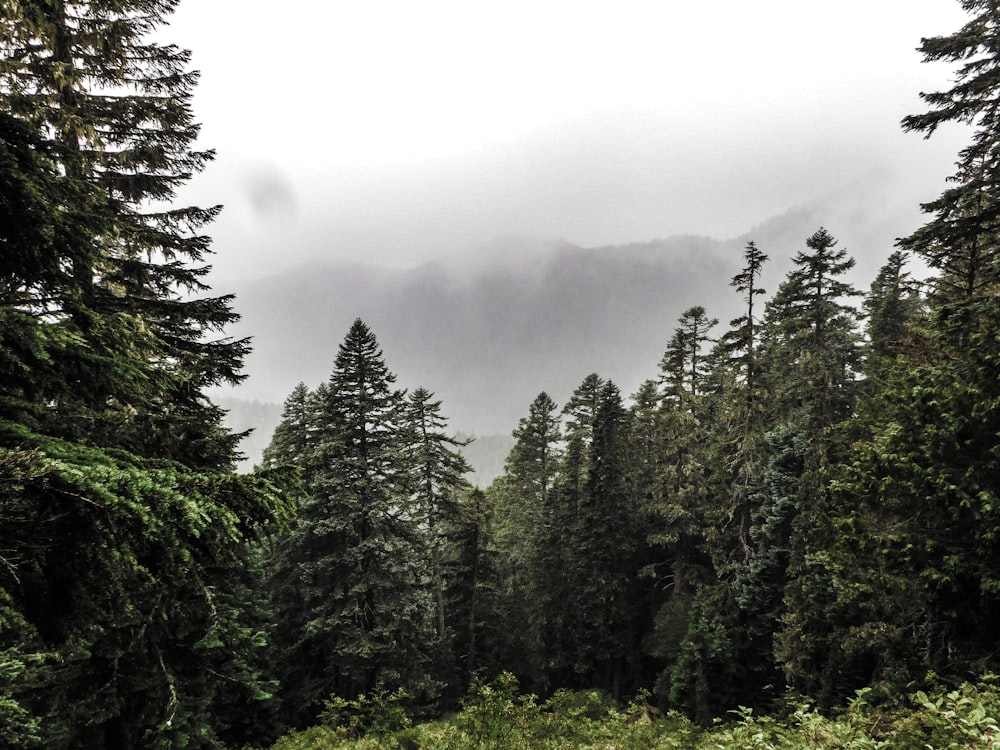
[165,1,972,283]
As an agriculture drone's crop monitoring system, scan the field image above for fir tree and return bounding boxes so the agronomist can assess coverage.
[0,0,248,468]
[486,391,562,685]
[267,320,435,726]
[812,1,1000,689]
[402,386,473,690]
[1,4,292,746]
[734,229,862,698]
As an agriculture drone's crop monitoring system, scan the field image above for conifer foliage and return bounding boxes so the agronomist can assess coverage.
[0,0,247,467]
[1,2,291,747]
[264,320,474,729]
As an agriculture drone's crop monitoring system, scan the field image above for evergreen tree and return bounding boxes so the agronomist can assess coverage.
[402,386,473,692]
[486,391,563,685]
[649,307,718,598]
[813,2,1000,689]
[713,241,770,568]
[660,245,771,721]
[747,230,865,697]
[658,306,718,402]
[267,320,435,727]
[260,382,316,471]
[1,4,292,746]
[0,0,248,469]
[541,374,605,689]
[571,381,644,698]
[862,250,925,369]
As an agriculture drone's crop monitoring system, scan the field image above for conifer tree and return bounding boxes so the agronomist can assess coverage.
[730,230,862,698]
[0,0,248,468]
[649,307,718,597]
[1,4,292,746]
[659,245,771,721]
[713,241,770,567]
[260,382,316,471]
[541,374,605,687]
[816,1,1000,688]
[571,381,644,697]
[486,391,563,684]
[402,386,473,690]
[658,306,718,402]
[267,320,435,727]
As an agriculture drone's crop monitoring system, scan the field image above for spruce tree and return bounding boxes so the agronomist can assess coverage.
[0,0,247,468]
[267,320,435,726]
[1,4,292,746]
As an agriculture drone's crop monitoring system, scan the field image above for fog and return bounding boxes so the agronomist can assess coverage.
[164,1,970,284]
[158,1,979,451]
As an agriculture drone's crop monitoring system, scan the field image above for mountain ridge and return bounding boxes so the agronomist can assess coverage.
[218,204,898,470]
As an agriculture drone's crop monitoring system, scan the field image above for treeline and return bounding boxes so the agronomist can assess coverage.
[255,1,1000,736]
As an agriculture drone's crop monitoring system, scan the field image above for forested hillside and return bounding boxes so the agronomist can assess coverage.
[221,213,874,438]
[5,1,1000,749]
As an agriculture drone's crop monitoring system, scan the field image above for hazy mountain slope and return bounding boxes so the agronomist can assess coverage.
[218,205,893,459]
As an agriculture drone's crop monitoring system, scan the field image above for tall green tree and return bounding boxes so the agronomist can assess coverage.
[260,382,317,472]
[713,241,770,569]
[0,0,247,468]
[267,320,435,727]
[658,245,771,722]
[649,307,718,598]
[813,1,1000,690]
[1,4,292,747]
[571,381,644,698]
[486,391,563,685]
[402,386,473,693]
[735,229,862,697]
[659,306,718,402]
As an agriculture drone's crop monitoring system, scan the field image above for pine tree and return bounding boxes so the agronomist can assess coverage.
[862,251,925,369]
[1,5,292,746]
[0,0,247,468]
[900,1,1000,346]
[267,320,435,727]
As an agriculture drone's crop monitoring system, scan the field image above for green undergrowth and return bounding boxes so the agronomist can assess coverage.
[268,673,1000,750]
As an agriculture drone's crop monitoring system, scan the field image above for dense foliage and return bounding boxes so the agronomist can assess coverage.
[1,1,291,746]
[267,674,1000,750]
[259,4,1000,740]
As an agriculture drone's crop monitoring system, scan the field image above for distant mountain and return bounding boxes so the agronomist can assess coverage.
[216,205,892,462]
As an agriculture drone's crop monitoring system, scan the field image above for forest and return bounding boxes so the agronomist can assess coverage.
[3,1,1000,748]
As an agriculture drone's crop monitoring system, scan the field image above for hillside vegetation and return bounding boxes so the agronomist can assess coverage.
[270,674,1000,750]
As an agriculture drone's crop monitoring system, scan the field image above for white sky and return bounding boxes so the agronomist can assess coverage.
[165,1,972,281]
